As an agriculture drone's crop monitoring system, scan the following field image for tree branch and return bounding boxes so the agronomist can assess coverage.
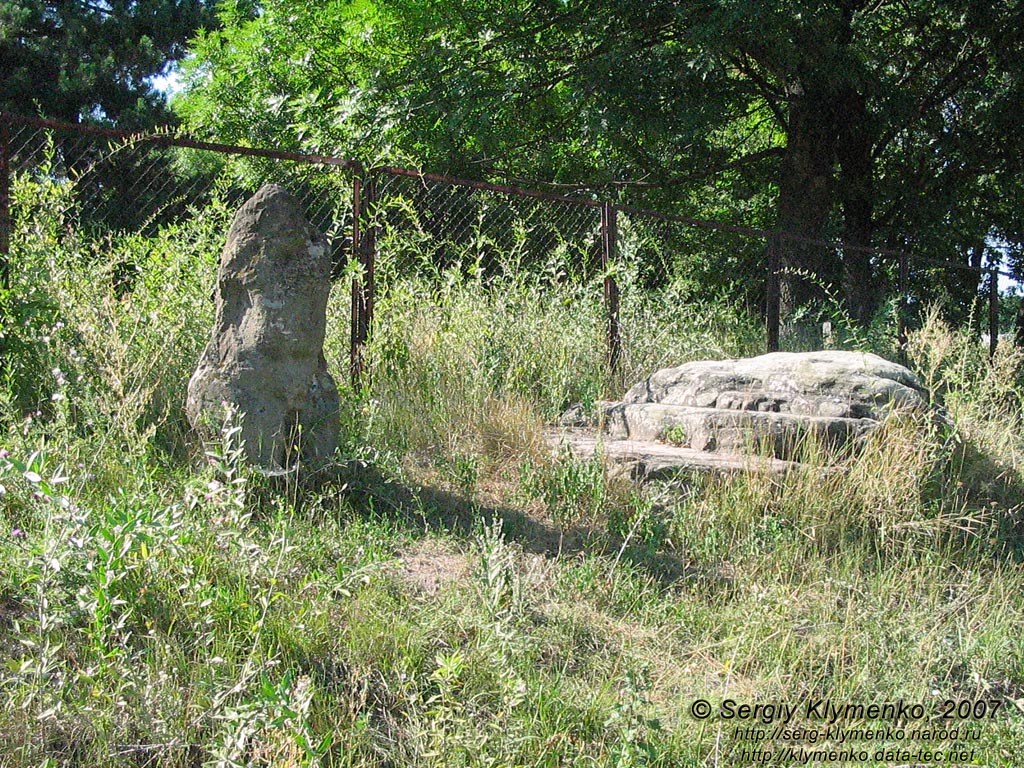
[727,53,787,127]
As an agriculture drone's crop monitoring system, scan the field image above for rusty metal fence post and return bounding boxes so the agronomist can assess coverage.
[766,233,781,352]
[897,253,909,359]
[601,201,621,378]
[989,266,999,358]
[350,169,378,387]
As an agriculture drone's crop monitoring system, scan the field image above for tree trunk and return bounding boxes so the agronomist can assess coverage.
[775,82,837,319]
[836,88,877,326]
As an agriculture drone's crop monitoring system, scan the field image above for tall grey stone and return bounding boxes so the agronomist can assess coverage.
[187,184,340,469]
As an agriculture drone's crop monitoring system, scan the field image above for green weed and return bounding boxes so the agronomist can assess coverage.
[3,171,1024,766]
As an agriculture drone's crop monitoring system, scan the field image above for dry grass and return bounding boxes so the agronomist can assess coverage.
[3,176,1024,766]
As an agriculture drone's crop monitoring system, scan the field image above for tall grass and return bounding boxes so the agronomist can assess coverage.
[2,175,1024,766]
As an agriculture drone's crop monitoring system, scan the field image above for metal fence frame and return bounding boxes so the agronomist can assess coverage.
[0,111,1011,390]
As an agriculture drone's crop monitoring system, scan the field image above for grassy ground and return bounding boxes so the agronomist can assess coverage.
[2,176,1024,767]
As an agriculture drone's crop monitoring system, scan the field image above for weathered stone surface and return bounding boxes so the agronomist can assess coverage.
[622,351,927,418]
[550,351,930,478]
[187,184,340,469]
[599,351,927,460]
[601,402,876,455]
[547,429,808,481]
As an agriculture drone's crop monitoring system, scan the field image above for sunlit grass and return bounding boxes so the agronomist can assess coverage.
[2,175,1024,766]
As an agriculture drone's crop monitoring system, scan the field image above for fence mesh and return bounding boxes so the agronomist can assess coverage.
[767,237,995,354]
[617,210,765,299]
[6,120,354,273]
[372,170,604,289]
[1,113,1004,395]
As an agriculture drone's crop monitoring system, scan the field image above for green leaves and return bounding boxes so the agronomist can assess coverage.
[1,1,219,126]
[175,0,1024,319]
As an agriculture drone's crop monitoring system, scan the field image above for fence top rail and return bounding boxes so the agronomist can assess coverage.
[616,203,772,239]
[617,203,1012,278]
[2,111,1014,281]
[372,164,605,208]
[0,112,361,170]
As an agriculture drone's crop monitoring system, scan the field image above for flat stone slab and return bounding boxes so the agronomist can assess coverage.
[546,430,808,481]
[572,350,931,463]
[554,351,930,478]
[602,401,875,455]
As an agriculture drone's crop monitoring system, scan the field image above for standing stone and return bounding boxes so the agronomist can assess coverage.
[187,184,340,469]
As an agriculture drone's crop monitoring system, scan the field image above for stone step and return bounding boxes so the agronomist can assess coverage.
[545,430,812,481]
[599,402,875,459]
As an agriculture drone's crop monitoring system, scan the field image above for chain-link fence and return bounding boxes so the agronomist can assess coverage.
[615,205,1003,360]
[761,235,1002,357]
[1,114,360,379]
[350,168,618,376]
[0,112,1008,393]
[1,114,355,259]
[373,168,603,281]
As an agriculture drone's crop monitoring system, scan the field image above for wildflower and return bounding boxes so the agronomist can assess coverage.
[0,449,9,459]
[11,528,25,539]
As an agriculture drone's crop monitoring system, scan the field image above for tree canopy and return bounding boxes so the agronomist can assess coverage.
[176,1,1024,320]
[1,0,219,126]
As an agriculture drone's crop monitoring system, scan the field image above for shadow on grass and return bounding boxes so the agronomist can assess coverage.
[940,440,1024,558]
[304,460,700,586]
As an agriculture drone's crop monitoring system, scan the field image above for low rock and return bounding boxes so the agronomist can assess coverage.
[547,429,809,481]
[552,351,931,477]
[622,351,927,419]
[600,351,928,459]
